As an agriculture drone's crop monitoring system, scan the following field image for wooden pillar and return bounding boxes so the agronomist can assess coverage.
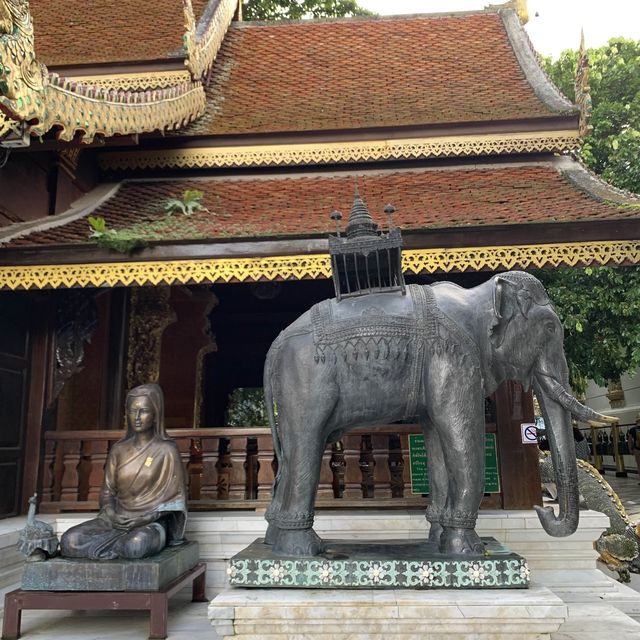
[22,295,54,514]
[494,381,542,510]
[100,288,129,429]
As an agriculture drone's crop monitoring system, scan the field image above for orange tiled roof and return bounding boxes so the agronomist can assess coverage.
[30,0,210,66]
[4,162,637,248]
[182,12,573,136]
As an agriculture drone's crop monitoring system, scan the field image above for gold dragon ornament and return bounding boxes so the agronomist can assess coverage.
[0,0,214,144]
[0,0,47,130]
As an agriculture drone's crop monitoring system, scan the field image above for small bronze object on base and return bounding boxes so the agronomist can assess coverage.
[17,494,58,562]
[60,383,188,561]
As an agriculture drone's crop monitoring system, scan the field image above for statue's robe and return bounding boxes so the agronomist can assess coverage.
[60,437,187,560]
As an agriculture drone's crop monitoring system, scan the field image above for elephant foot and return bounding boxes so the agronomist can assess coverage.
[439,527,485,555]
[427,521,443,546]
[264,523,278,545]
[272,528,325,557]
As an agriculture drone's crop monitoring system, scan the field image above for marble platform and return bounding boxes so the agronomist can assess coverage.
[21,541,200,591]
[228,537,530,589]
[209,583,566,639]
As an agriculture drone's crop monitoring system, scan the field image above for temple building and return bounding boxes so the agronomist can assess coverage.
[0,0,639,547]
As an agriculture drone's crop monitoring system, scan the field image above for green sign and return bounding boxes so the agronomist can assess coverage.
[408,433,500,494]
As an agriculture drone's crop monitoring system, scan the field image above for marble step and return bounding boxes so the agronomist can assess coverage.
[209,583,566,639]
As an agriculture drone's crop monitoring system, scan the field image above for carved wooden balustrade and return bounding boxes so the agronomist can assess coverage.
[40,425,501,513]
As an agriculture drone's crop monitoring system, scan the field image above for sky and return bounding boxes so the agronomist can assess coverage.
[357,0,640,59]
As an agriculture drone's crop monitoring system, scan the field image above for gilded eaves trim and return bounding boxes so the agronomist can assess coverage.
[1,240,637,290]
[99,130,581,171]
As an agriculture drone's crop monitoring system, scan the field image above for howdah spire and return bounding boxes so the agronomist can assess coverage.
[328,188,405,301]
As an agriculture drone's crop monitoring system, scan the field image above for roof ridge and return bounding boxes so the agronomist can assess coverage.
[555,156,640,205]
[0,183,121,246]
[234,10,501,29]
[499,8,576,115]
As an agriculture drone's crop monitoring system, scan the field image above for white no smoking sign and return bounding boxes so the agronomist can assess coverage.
[521,423,538,444]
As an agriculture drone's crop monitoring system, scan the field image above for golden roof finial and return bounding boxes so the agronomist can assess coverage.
[575,28,593,138]
[486,0,528,24]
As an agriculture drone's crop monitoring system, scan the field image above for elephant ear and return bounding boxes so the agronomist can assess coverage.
[491,276,533,348]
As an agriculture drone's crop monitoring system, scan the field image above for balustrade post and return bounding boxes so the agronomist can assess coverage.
[388,434,405,498]
[188,438,203,500]
[256,435,275,500]
[244,437,259,500]
[60,439,82,502]
[215,438,232,500]
[41,440,57,504]
[591,425,604,473]
[330,441,346,498]
[87,440,109,502]
[359,435,375,498]
[201,437,219,499]
[611,421,627,477]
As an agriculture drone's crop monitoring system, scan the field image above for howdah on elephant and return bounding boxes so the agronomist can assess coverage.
[263,271,613,556]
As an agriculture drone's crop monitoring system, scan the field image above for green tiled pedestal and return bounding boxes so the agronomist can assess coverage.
[227,537,530,589]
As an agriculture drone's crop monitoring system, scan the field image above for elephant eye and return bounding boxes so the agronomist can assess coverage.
[545,322,555,334]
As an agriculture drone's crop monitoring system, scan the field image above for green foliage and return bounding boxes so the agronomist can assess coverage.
[87,190,211,253]
[164,189,207,216]
[244,0,373,21]
[535,267,640,393]
[226,388,268,426]
[87,216,148,253]
[542,38,640,194]
[537,40,640,391]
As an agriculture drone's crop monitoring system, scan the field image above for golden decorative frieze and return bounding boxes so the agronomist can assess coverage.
[70,71,193,91]
[99,130,582,171]
[0,240,638,290]
[183,0,237,80]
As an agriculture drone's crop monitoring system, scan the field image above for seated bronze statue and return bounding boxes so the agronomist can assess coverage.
[60,384,187,560]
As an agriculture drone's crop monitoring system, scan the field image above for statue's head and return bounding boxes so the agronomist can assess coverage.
[125,383,168,440]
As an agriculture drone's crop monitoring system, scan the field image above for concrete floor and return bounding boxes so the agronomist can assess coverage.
[2,472,640,640]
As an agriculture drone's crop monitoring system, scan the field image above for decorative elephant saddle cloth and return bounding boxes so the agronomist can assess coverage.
[310,284,476,365]
[309,284,477,420]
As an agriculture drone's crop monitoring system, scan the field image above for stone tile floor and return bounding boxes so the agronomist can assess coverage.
[2,471,639,640]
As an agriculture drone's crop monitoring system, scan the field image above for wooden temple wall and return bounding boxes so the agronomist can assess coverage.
[2,282,542,517]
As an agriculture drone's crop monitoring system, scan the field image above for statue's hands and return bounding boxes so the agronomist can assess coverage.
[112,513,156,530]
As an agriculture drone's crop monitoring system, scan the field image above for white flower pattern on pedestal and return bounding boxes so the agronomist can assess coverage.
[226,565,237,579]
[368,562,386,583]
[520,563,531,581]
[468,562,486,584]
[319,562,334,583]
[418,563,433,585]
[269,563,287,582]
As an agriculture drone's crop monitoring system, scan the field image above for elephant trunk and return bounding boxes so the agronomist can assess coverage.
[532,378,579,537]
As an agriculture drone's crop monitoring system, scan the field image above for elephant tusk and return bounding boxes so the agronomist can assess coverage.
[535,373,614,424]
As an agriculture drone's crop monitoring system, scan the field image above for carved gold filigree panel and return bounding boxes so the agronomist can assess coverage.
[127,286,176,389]
[70,71,193,91]
[1,240,638,290]
[99,130,582,171]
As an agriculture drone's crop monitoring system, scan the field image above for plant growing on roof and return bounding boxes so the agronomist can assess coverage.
[163,189,207,216]
[87,215,148,253]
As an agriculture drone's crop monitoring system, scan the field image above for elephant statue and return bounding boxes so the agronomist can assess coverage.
[263,270,614,556]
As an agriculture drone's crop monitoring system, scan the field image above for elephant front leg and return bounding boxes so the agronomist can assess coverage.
[427,369,486,555]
